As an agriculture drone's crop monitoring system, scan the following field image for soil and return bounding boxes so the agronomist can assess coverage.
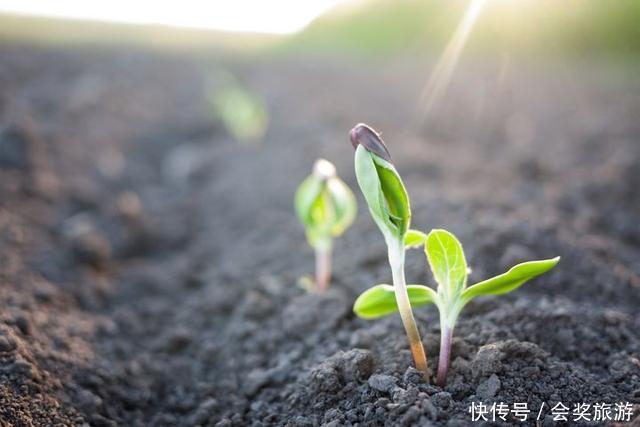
[1,45,639,426]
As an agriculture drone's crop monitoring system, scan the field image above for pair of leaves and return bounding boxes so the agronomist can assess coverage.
[354,144,410,241]
[294,161,357,248]
[408,229,558,307]
[354,229,560,319]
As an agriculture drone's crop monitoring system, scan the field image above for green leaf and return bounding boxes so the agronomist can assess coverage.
[461,257,560,304]
[354,145,387,230]
[353,284,437,319]
[354,144,410,240]
[295,161,356,249]
[425,229,468,298]
[326,178,357,236]
[294,176,324,229]
[404,229,428,249]
[373,157,410,236]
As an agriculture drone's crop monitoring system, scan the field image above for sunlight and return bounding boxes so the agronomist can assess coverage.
[419,0,487,117]
[0,0,352,34]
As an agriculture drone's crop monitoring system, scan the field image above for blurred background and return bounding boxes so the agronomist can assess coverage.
[2,0,638,140]
[2,0,640,57]
[1,2,639,425]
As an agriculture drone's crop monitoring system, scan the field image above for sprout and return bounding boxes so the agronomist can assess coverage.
[295,159,357,292]
[211,71,268,144]
[349,123,429,378]
[354,228,559,386]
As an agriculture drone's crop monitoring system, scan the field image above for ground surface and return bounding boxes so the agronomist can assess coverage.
[0,46,639,426]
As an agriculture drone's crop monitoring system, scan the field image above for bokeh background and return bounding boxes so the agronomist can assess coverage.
[2,0,639,142]
[2,0,640,56]
[1,1,639,425]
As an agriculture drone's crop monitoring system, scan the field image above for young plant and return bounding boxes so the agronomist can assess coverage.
[354,228,559,386]
[295,159,356,292]
[349,123,429,377]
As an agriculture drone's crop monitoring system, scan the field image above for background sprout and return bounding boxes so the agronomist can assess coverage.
[349,123,429,378]
[295,159,356,292]
[210,70,268,143]
[354,228,559,386]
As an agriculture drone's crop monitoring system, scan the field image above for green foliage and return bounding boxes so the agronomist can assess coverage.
[354,142,410,242]
[375,160,411,236]
[295,159,356,249]
[425,229,467,300]
[354,228,559,320]
[354,283,437,319]
[350,124,559,385]
[350,123,429,375]
[461,257,560,304]
[404,229,428,249]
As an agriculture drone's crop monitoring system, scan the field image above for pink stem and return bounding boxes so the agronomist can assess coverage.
[436,324,453,386]
[315,246,332,292]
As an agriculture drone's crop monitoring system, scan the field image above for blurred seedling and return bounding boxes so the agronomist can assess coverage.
[210,70,268,143]
[349,123,429,378]
[295,159,356,292]
[355,229,559,386]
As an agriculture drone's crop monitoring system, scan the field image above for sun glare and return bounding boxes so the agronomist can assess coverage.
[0,0,352,34]
[419,0,487,117]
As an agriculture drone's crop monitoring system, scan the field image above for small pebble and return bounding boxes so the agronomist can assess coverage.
[431,391,452,408]
[471,344,504,378]
[403,367,424,386]
[368,374,397,393]
[476,374,501,399]
[431,391,451,409]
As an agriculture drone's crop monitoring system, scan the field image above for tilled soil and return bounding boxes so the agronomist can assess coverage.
[0,46,639,426]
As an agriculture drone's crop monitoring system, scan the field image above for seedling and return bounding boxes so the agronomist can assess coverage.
[354,227,559,386]
[295,159,356,292]
[349,123,429,377]
[210,70,268,143]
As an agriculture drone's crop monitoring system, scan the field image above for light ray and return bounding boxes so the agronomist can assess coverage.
[419,0,487,118]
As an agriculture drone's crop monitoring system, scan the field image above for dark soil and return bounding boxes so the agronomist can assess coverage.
[1,45,639,426]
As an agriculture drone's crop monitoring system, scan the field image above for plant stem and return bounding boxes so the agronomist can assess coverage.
[436,321,453,386]
[315,243,332,292]
[388,239,429,378]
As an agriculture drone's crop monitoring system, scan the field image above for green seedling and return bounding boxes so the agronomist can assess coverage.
[349,123,429,378]
[210,70,268,143]
[355,227,559,386]
[295,159,357,292]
